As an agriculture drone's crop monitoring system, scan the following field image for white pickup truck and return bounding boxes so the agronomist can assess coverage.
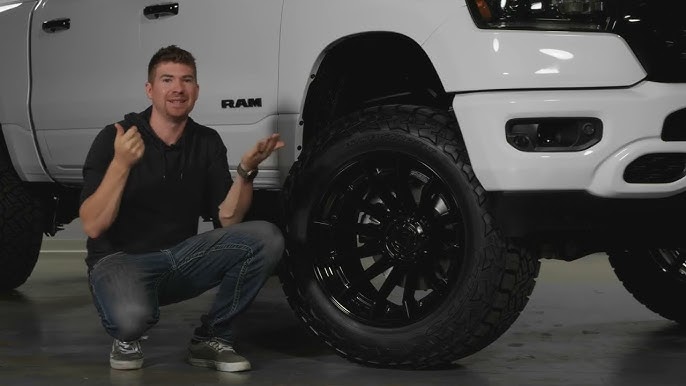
[2,0,685,368]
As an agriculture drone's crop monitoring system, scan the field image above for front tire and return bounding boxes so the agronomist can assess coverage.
[0,135,44,291]
[609,248,686,323]
[280,105,540,368]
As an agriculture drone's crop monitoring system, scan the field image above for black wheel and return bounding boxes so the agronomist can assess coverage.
[280,105,540,368]
[609,248,686,323]
[0,133,44,291]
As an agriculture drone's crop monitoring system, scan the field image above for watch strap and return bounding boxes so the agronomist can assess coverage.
[237,163,258,181]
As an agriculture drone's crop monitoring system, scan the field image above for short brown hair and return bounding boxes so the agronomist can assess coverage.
[147,45,197,82]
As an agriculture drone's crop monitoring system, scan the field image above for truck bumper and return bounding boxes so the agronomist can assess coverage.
[452,81,686,199]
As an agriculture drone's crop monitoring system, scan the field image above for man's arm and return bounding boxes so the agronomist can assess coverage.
[216,173,255,228]
[80,123,145,238]
[217,133,284,227]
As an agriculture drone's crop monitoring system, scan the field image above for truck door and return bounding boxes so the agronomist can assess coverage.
[139,1,283,176]
[31,0,283,182]
[30,0,145,182]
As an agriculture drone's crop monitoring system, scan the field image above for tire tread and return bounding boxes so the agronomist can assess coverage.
[0,139,43,291]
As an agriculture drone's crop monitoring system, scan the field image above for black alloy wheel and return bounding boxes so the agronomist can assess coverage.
[309,152,465,328]
[650,248,686,282]
[610,247,686,323]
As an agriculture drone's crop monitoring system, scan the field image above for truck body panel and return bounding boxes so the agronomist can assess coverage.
[29,0,282,183]
[0,1,49,181]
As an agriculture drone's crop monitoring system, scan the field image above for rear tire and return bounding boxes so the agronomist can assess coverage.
[0,134,44,291]
[280,105,540,368]
[609,248,686,323]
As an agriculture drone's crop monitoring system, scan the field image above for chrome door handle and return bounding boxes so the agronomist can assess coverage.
[143,3,179,20]
[42,18,70,33]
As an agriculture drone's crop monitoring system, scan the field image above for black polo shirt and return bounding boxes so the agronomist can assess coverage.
[80,107,232,267]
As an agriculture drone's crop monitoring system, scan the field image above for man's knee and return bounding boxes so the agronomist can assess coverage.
[234,221,284,269]
[257,221,284,263]
[106,302,156,342]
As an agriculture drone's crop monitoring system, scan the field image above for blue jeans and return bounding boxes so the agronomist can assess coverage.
[87,221,284,344]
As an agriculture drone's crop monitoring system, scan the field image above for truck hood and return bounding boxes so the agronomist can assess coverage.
[0,0,31,10]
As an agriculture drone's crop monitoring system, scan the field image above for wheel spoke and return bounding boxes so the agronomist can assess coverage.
[440,242,462,260]
[677,249,686,271]
[435,211,462,228]
[353,240,384,259]
[666,249,686,274]
[418,179,439,215]
[311,219,335,236]
[310,221,339,267]
[431,255,450,278]
[337,257,393,300]
[402,270,420,319]
[354,223,384,239]
[363,257,393,280]
[358,201,389,223]
[419,263,449,293]
[337,176,388,223]
[393,160,418,211]
[361,162,405,213]
[372,266,405,317]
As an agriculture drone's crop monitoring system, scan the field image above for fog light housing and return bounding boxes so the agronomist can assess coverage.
[506,118,603,152]
[624,154,686,183]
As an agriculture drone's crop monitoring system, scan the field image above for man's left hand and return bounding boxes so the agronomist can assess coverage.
[241,133,285,170]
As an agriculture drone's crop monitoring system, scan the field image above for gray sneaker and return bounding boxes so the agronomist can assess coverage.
[110,339,144,370]
[187,339,251,372]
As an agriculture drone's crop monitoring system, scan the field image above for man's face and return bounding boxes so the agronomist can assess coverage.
[146,61,199,122]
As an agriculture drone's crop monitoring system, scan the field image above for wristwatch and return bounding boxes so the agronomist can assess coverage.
[237,163,258,182]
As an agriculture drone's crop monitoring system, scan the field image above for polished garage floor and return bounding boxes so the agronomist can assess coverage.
[1,241,685,386]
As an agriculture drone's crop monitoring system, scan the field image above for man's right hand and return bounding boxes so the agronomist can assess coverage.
[113,123,145,167]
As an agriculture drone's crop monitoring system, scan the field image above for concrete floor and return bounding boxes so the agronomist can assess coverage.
[2,242,685,385]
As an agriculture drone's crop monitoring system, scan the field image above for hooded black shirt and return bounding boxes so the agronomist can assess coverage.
[80,107,232,267]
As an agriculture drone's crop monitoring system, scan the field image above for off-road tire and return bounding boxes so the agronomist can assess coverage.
[609,248,686,323]
[0,134,44,291]
[280,105,540,368]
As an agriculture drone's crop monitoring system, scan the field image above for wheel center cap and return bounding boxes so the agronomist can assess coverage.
[385,219,427,260]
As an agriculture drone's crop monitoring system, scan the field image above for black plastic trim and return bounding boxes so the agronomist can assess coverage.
[610,1,686,83]
[490,190,686,248]
[624,153,686,184]
[662,108,686,141]
[506,117,602,152]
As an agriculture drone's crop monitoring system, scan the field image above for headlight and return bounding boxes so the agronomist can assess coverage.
[466,0,614,31]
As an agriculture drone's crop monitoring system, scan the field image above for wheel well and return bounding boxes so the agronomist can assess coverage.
[302,33,450,147]
[1,123,80,236]
[0,123,12,166]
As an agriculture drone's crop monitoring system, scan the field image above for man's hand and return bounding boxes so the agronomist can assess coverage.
[219,133,285,227]
[113,123,145,168]
[240,133,285,170]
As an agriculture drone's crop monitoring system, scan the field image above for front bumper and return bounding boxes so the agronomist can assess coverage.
[452,81,686,198]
